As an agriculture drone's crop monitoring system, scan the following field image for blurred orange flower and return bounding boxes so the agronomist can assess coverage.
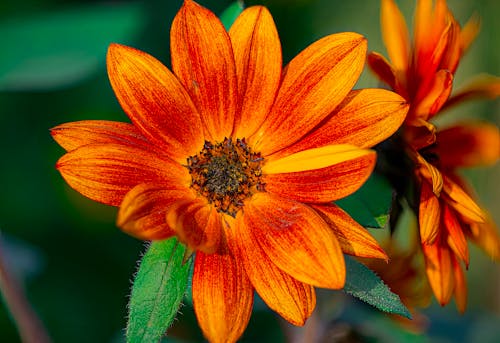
[52,0,408,341]
[369,0,500,311]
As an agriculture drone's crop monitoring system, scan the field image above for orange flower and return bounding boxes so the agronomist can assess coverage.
[369,0,500,311]
[52,1,408,341]
[368,0,499,123]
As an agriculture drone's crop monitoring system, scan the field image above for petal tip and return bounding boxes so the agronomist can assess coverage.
[49,125,61,139]
[107,42,124,56]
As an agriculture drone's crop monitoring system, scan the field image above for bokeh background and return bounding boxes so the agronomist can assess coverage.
[0,0,499,342]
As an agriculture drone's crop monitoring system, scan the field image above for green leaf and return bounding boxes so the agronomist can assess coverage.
[127,238,192,343]
[219,1,245,30]
[343,255,411,319]
[336,173,394,228]
[0,3,146,91]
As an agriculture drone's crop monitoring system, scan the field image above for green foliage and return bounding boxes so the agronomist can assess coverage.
[127,239,192,343]
[219,1,245,30]
[0,3,145,91]
[336,173,393,228]
[343,255,411,319]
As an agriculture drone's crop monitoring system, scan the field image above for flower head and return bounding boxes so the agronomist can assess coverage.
[52,1,408,341]
[368,0,500,311]
[368,0,499,122]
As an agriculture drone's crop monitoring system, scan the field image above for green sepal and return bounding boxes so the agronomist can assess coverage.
[126,238,193,343]
[219,1,245,30]
[336,173,394,228]
[343,255,411,319]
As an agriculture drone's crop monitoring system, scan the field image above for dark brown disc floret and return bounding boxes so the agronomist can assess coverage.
[187,138,265,217]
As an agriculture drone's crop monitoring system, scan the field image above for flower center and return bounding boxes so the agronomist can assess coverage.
[187,138,264,217]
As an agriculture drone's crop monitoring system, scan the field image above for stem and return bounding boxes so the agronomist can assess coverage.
[0,235,51,343]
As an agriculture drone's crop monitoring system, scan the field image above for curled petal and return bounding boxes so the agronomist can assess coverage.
[367,52,399,92]
[414,0,449,81]
[107,44,204,162]
[452,257,467,313]
[51,120,150,152]
[404,118,436,151]
[273,89,408,157]
[251,33,367,155]
[242,193,345,289]
[229,6,282,138]
[235,215,316,325]
[166,196,222,254]
[171,0,238,141]
[436,123,500,168]
[468,220,500,262]
[263,145,376,203]
[414,69,453,119]
[192,251,253,343]
[56,143,188,206]
[312,204,388,260]
[415,152,443,196]
[423,238,454,306]
[381,0,410,72]
[117,183,187,240]
[442,175,485,224]
[427,20,452,74]
[440,19,461,74]
[264,144,373,173]
[419,181,441,244]
[443,205,469,266]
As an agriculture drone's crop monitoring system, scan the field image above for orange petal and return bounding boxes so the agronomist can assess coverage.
[381,0,410,72]
[235,214,316,325]
[452,257,467,313]
[366,52,399,93]
[428,20,452,75]
[242,193,345,289]
[468,220,500,262]
[436,123,500,168]
[423,239,454,306]
[312,204,388,260]
[443,74,500,111]
[443,205,469,266]
[171,0,238,141]
[56,143,188,206]
[229,6,282,138]
[166,196,222,254]
[414,0,433,60]
[106,44,204,163]
[440,19,461,74]
[251,33,366,155]
[460,13,480,53]
[404,118,436,151]
[419,181,441,244]
[192,251,253,343]
[442,175,485,224]
[117,183,186,240]
[50,120,149,152]
[414,151,443,196]
[414,69,453,119]
[263,145,376,203]
[414,0,449,81]
[273,89,408,158]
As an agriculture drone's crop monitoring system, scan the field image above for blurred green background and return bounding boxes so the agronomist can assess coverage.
[0,0,498,342]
